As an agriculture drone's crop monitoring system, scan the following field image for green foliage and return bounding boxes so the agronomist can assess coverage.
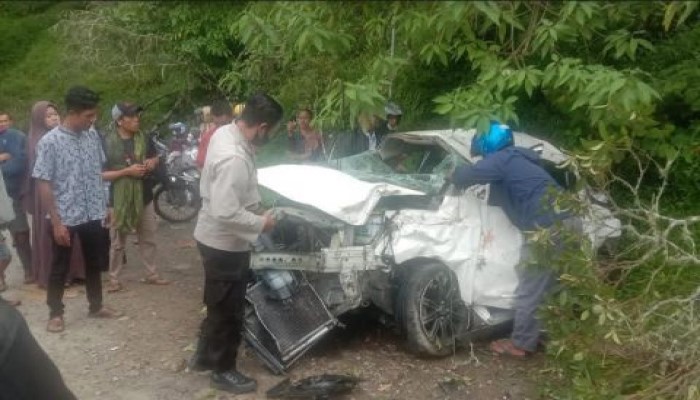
[0,1,80,70]
[3,1,700,398]
[0,2,193,131]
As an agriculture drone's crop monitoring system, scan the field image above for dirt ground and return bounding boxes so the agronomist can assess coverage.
[3,219,544,400]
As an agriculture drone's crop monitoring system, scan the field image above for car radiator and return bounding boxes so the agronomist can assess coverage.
[244,278,337,374]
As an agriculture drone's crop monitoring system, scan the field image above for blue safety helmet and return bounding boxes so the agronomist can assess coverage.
[470,121,514,157]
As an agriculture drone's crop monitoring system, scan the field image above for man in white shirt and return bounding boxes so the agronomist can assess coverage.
[190,92,282,394]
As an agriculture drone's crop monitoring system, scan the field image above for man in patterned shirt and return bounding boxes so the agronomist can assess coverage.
[32,86,123,333]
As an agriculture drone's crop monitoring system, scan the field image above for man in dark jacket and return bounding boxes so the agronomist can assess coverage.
[0,111,32,287]
[334,112,383,158]
[451,122,581,358]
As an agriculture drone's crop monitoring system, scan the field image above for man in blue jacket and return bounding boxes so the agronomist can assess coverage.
[451,122,582,358]
[0,111,32,289]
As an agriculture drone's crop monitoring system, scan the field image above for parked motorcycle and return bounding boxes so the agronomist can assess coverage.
[165,122,199,173]
[150,130,202,223]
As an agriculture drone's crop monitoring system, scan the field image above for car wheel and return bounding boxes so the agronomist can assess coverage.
[398,262,464,357]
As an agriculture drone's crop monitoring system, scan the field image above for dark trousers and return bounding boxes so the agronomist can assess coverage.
[7,198,32,276]
[196,242,250,373]
[512,217,584,351]
[0,299,77,400]
[9,231,32,276]
[47,220,105,318]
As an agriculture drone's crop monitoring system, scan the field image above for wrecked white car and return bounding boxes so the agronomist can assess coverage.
[243,129,621,374]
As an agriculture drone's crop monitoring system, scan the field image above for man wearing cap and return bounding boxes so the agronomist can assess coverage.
[102,102,169,293]
[33,86,123,333]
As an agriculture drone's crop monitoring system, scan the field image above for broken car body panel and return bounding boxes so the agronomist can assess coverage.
[258,164,424,226]
[256,168,523,312]
[246,128,621,372]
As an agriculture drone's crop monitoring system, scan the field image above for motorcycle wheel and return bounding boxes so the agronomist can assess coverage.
[153,184,201,223]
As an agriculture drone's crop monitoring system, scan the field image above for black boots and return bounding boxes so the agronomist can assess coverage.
[210,370,257,394]
[189,337,256,394]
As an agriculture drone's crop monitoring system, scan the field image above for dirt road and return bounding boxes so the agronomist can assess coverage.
[2,220,543,399]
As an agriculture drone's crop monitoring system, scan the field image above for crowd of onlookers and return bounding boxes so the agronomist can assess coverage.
[0,87,172,321]
[1,100,88,300]
[284,102,404,161]
[0,86,407,397]
[0,87,292,397]
[0,85,166,399]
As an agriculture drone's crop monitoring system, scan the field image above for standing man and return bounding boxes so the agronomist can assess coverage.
[0,112,14,131]
[0,110,32,287]
[451,121,582,358]
[103,102,169,293]
[339,112,381,158]
[32,86,122,333]
[196,100,235,171]
[189,92,282,394]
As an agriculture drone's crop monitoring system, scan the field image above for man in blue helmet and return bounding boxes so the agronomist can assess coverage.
[450,121,582,358]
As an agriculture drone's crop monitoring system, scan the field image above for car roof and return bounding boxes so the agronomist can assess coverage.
[387,129,568,164]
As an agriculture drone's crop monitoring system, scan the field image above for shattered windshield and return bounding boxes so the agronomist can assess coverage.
[333,137,465,195]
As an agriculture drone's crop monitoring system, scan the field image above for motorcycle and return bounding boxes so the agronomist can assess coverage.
[150,129,202,223]
[165,122,199,172]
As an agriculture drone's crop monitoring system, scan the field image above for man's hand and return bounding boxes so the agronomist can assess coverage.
[126,164,147,178]
[103,208,114,228]
[144,158,158,172]
[262,211,276,233]
[0,153,11,162]
[53,223,71,247]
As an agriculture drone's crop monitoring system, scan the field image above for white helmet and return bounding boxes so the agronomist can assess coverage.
[385,102,403,117]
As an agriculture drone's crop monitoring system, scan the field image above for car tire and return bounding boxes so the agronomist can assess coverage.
[397,261,464,357]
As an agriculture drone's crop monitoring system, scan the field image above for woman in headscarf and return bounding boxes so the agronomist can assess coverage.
[23,101,86,289]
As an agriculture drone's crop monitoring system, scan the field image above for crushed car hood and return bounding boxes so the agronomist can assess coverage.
[257,165,423,225]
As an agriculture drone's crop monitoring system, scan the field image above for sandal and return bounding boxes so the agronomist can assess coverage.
[141,276,170,286]
[47,316,65,333]
[489,339,530,358]
[106,281,124,293]
[88,306,124,319]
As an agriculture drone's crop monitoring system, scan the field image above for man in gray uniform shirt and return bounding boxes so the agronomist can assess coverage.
[190,92,282,394]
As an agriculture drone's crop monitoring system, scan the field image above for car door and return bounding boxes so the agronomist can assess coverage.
[387,183,520,311]
[465,184,523,312]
